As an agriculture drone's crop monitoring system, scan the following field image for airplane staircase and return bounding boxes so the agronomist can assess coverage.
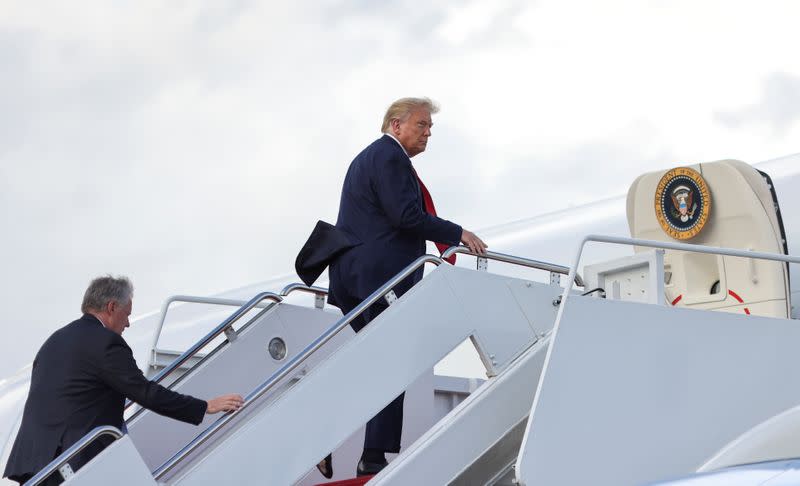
[125,286,350,475]
[156,251,568,485]
[26,247,575,486]
[514,235,800,486]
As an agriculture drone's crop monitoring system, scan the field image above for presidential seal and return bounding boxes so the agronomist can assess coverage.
[654,166,711,240]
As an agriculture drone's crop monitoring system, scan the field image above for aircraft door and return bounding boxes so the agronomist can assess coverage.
[626,160,790,318]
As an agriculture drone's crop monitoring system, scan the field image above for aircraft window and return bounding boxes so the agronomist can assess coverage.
[710,280,720,295]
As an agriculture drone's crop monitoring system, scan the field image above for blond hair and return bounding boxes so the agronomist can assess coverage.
[381,97,440,133]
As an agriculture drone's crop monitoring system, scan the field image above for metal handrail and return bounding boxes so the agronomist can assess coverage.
[280,283,329,309]
[152,254,444,480]
[126,292,283,413]
[148,295,280,369]
[442,246,585,287]
[556,235,800,313]
[279,283,329,297]
[24,426,123,486]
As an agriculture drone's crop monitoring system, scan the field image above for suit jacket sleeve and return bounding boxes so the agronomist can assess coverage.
[374,153,462,245]
[98,335,207,425]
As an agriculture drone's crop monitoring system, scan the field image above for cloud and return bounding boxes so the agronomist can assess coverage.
[1,0,800,377]
[434,0,523,47]
[715,72,800,135]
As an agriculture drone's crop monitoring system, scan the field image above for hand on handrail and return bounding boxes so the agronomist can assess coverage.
[442,245,584,287]
[128,293,282,418]
[206,394,245,414]
[461,229,488,255]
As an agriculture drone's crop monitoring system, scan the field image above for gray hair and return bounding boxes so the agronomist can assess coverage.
[381,97,440,133]
[81,275,134,313]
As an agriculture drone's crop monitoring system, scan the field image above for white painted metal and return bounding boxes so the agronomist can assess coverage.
[293,373,483,484]
[65,437,156,486]
[168,265,542,485]
[584,249,665,305]
[431,375,484,420]
[372,282,560,485]
[448,273,547,377]
[292,372,437,484]
[127,303,348,472]
[516,296,800,486]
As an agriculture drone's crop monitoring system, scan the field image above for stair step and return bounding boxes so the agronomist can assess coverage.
[315,476,374,486]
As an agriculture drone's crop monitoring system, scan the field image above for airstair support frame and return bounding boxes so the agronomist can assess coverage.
[167,264,546,485]
[371,306,556,486]
[516,235,800,486]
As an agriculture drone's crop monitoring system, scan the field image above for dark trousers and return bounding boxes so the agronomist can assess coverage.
[339,295,405,454]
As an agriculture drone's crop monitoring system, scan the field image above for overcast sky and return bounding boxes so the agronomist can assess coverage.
[1,0,800,377]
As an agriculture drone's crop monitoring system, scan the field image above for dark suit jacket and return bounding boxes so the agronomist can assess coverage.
[328,135,462,306]
[295,220,359,287]
[3,314,207,482]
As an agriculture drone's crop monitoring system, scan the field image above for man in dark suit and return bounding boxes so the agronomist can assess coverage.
[3,276,244,485]
[328,97,487,476]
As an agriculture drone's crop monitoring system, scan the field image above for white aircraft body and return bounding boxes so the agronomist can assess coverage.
[0,154,799,485]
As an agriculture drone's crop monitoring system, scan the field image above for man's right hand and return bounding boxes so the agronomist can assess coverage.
[460,229,488,255]
[206,394,245,414]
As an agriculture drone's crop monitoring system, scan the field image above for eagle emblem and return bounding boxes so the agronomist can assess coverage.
[670,185,695,222]
[654,167,711,240]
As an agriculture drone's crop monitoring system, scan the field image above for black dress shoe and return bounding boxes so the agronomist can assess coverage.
[316,453,333,479]
[357,458,388,476]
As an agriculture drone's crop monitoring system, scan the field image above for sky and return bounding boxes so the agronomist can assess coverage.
[1,0,800,378]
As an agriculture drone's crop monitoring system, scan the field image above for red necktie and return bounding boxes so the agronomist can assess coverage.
[413,170,457,265]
